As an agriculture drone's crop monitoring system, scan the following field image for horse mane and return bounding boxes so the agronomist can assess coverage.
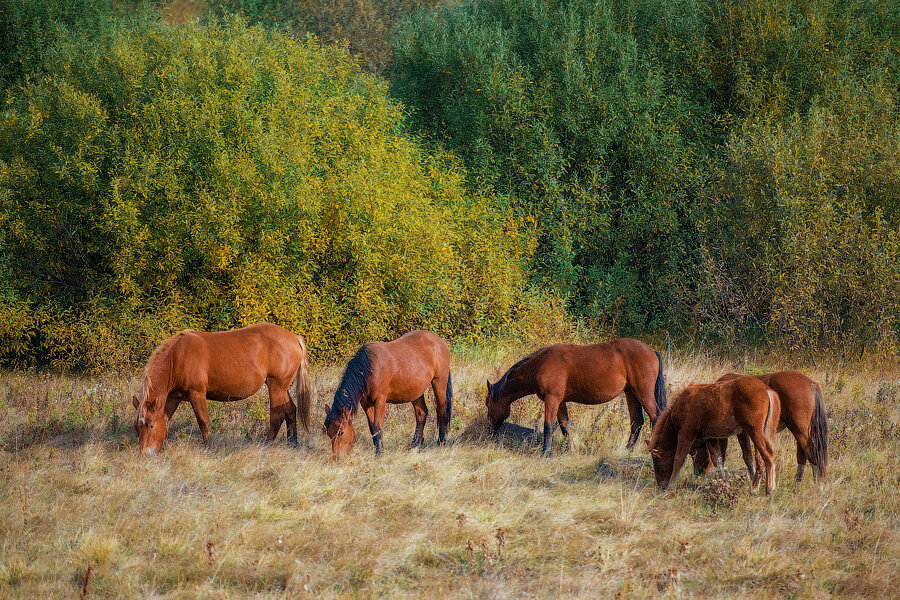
[326,344,375,426]
[647,407,672,450]
[136,330,195,411]
[493,347,548,397]
[648,384,696,450]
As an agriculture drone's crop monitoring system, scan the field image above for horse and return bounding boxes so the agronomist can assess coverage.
[484,338,666,457]
[132,323,312,456]
[647,375,780,495]
[691,370,828,483]
[324,330,452,458]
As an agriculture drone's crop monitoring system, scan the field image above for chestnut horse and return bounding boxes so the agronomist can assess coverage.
[691,370,829,483]
[484,338,666,457]
[647,376,779,494]
[324,330,452,458]
[132,323,312,456]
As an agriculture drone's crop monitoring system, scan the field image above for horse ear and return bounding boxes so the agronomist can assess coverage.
[132,395,140,409]
[340,407,352,424]
[486,380,492,393]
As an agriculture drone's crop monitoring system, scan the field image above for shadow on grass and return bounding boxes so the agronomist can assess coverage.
[456,417,539,450]
[1,416,317,456]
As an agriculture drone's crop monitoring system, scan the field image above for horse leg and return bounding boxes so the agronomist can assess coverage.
[541,395,561,457]
[557,402,576,451]
[665,432,695,492]
[187,390,210,444]
[786,424,812,485]
[280,383,299,447]
[708,439,728,478]
[360,401,379,456]
[735,433,756,485]
[795,445,808,485]
[624,391,645,451]
[266,380,293,444]
[369,397,387,456]
[411,395,427,448]
[432,376,450,445]
[747,429,776,496]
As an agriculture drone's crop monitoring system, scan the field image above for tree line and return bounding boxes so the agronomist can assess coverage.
[0,0,897,369]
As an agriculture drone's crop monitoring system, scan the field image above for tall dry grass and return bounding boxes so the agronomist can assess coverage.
[0,344,898,598]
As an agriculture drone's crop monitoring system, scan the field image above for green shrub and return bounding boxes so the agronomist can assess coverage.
[207,0,450,74]
[0,16,532,369]
[394,0,900,350]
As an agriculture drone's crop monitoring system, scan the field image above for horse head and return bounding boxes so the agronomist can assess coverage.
[484,380,510,434]
[324,406,356,459]
[132,381,168,457]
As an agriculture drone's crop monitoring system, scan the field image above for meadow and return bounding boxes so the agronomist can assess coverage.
[1,344,898,599]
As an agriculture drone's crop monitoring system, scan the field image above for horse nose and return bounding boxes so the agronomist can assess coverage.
[143,447,157,457]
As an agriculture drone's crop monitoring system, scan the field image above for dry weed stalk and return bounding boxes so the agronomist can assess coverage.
[79,564,92,600]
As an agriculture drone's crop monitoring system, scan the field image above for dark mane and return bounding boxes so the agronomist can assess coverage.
[493,347,547,397]
[326,345,375,427]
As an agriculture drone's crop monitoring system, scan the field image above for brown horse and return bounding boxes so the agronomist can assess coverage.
[132,323,312,456]
[647,376,780,494]
[484,338,666,457]
[324,330,452,458]
[692,370,829,483]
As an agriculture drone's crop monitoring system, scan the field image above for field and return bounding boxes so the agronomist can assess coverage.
[1,345,898,599]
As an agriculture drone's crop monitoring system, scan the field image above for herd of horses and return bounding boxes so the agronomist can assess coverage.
[132,323,828,494]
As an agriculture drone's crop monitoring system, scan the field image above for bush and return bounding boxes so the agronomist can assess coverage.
[394,0,900,350]
[0,15,533,369]
[207,0,449,74]
[393,0,717,332]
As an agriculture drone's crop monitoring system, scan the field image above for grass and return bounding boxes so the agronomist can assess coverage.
[0,344,898,598]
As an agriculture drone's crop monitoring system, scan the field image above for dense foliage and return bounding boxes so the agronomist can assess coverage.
[0,10,531,368]
[207,0,448,74]
[1,0,898,370]
[394,0,900,350]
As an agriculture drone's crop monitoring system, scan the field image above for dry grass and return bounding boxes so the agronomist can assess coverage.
[0,345,898,598]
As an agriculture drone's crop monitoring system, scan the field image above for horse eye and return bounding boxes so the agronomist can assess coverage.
[149,424,154,429]
[338,430,344,437]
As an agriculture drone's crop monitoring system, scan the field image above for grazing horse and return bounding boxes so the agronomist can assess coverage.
[691,370,829,483]
[484,338,667,457]
[324,330,452,458]
[132,323,312,456]
[647,376,779,495]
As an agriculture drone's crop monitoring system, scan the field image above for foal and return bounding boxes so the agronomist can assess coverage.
[647,376,779,495]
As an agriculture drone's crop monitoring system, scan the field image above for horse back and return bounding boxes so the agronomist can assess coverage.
[539,339,655,401]
[171,323,302,399]
[369,330,450,401]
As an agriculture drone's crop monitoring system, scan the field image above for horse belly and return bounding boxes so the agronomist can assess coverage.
[564,377,624,405]
[702,421,741,439]
[205,366,268,401]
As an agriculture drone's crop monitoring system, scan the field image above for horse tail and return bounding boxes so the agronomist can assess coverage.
[446,370,453,424]
[653,350,667,415]
[291,335,312,432]
[764,389,776,439]
[808,382,829,480]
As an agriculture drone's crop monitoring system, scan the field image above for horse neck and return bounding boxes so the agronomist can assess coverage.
[143,353,176,414]
[650,406,677,450]
[497,366,539,406]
